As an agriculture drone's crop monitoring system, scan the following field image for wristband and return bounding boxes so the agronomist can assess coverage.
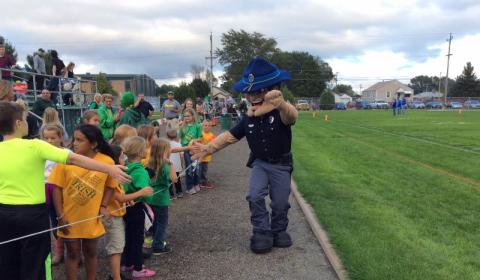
[56,214,64,221]
[100,205,107,208]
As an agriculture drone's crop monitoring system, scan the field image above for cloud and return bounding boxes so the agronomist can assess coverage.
[1,0,480,89]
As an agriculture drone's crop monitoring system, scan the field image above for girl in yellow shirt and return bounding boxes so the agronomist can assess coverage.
[50,124,118,280]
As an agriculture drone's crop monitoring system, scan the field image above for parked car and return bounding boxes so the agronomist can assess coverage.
[295,100,310,111]
[371,100,389,109]
[463,100,480,109]
[447,102,463,109]
[335,102,346,110]
[355,101,373,109]
[410,101,426,109]
[425,101,444,109]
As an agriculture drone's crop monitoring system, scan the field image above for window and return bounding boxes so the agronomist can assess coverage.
[387,91,391,98]
[125,80,131,91]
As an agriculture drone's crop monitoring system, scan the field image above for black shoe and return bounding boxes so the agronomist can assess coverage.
[250,233,273,254]
[273,231,292,248]
[142,247,152,259]
[153,241,173,255]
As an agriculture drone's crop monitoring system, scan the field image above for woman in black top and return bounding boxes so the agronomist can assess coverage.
[48,50,65,104]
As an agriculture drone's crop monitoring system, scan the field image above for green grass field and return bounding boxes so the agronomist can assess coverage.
[292,109,480,280]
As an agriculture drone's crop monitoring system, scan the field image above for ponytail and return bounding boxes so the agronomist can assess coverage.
[74,124,115,160]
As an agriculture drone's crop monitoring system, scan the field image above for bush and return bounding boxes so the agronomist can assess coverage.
[319,91,335,110]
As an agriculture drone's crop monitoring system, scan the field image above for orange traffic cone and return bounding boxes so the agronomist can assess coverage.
[312,111,318,118]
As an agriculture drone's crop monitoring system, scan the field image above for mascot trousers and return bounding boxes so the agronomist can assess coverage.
[246,159,292,234]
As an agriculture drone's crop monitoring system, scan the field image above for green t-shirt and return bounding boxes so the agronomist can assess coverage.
[0,138,69,204]
[179,122,202,146]
[123,161,150,202]
[147,163,171,206]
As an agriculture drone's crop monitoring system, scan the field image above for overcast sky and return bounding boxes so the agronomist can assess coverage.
[2,0,480,92]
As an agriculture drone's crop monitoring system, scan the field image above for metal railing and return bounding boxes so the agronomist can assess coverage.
[1,67,99,134]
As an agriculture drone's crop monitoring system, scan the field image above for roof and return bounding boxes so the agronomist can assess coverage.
[211,86,231,98]
[78,73,155,81]
[363,80,413,93]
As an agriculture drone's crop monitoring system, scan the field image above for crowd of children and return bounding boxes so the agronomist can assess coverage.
[0,91,218,280]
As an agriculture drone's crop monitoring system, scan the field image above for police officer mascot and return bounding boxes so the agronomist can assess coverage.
[191,57,298,253]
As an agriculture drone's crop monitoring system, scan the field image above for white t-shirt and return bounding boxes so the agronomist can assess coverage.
[169,140,183,172]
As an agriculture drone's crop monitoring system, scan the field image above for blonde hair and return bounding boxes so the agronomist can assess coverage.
[121,136,146,160]
[137,125,155,143]
[81,110,99,124]
[41,124,65,146]
[94,93,102,102]
[148,138,170,181]
[183,108,196,122]
[0,80,12,101]
[43,107,62,126]
[110,124,137,145]
[166,129,177,140]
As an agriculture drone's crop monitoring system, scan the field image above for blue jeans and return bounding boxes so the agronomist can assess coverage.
[151,206,169,250]
[183,152,199,190]
[246,159,292,234]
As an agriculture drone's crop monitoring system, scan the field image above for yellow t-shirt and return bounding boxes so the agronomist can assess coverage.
[141,146,151,167]
[48,153,117,239]
[107,184,126,217]
[200,131,216,163]
[0,138,69,205]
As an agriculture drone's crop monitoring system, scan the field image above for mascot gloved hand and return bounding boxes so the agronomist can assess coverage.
[248,90,286,117]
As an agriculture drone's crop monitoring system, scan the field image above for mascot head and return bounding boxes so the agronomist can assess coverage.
[234,57,291,116]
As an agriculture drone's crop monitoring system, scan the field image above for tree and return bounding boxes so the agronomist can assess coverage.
[96,72,118,95]
[409,75,438,94]
[157,84,178,96]
[175,82,196,103]
[450,62,480,97]
[190,64,205,80]
[319,90,335,110]
[189,78,210,98]
[281,85,295,103]
[271,51,333,97]
[333,84,355,96]
[0,36,18,62]
[216,29,280,92]
[26,50,53,74]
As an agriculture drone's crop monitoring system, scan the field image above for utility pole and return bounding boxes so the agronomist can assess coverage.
[438,72,442,93]
[205,32,217,97]
[444,33,453,104]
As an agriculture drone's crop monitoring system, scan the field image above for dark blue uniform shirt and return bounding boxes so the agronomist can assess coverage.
[230,109,292,163]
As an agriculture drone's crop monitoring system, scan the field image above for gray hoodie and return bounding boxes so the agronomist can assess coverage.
[33,52,46,74]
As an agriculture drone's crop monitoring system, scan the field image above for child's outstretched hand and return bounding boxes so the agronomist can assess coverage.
[110,165,131,184]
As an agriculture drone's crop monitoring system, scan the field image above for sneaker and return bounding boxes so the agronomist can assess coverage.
[200,184,206,189]
[153,241,173,255]
[121,265,134,272]
[170,195,177,200]
[143,236,153,249]
[194,185,201,192]
[205,182,215,189]
[250,233,273,254]
[177,192,184,198]
[186,188,197,195]
[132,268,156,278]
[122,265,145,272]
[142,247,152,259]
[273,231,292,248]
